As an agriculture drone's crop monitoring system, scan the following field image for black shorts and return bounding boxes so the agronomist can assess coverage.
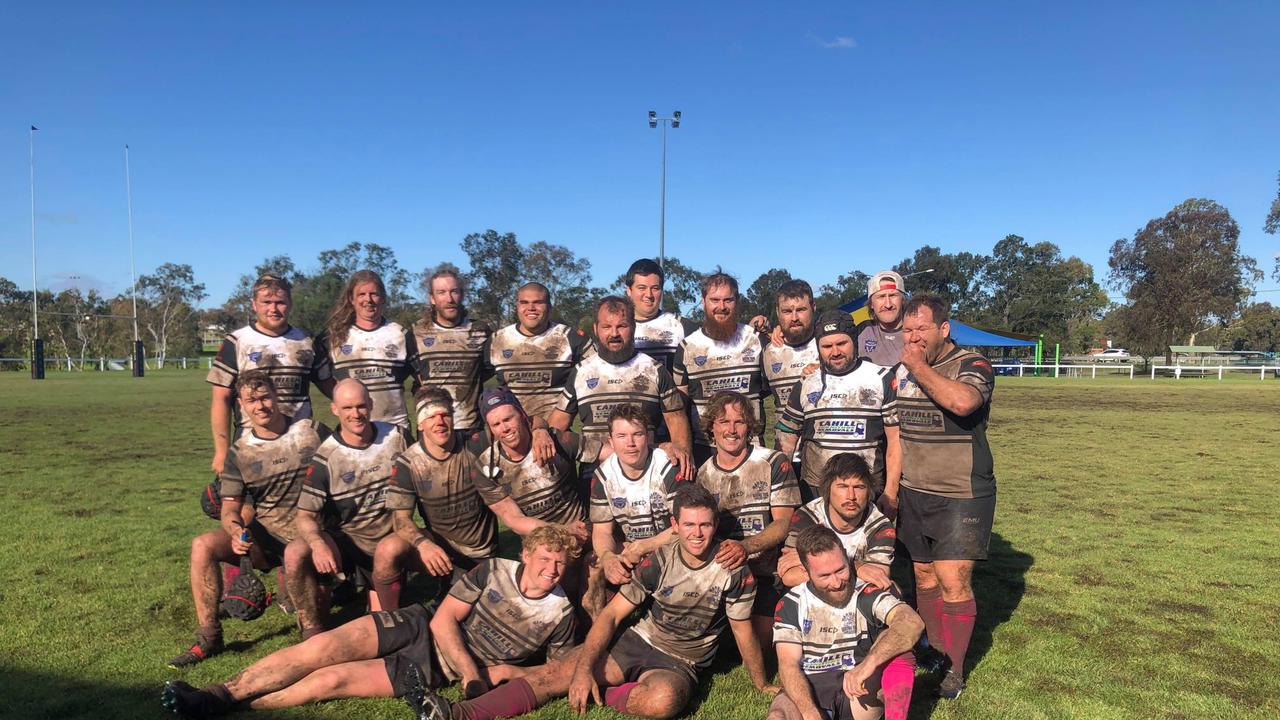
[797,479,819,504]
[751,576,783,617]
[804,668,884,720]
[608,627,697,687]
[373,605,443,697]
[247,521,288,567]
[897,487,995,562]
[328,531,375,579]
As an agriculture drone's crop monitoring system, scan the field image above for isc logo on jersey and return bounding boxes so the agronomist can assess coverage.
[704,375,750,393]
[815,419,867,438]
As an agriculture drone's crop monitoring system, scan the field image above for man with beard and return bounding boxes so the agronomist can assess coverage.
[856,271,908,367]
[316,270,417,429]
[769,526,924,720]
[373,388,500,611]
[287,379,410,638]
[695,391,800,647]
[170,371,330,668]
[545,296,692,487]
[160,526,580,717]
[208,274,330,475]
[486,282,594,421]
[892,295,997,699]
[412,268,493,435]
[673,271,769,466]
[762,280,821,470]
[776,310,900,503]
[407,484,777,720]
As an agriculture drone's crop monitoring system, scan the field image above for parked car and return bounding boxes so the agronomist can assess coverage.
[993,357,1022,376]
[1094,348,1131,362]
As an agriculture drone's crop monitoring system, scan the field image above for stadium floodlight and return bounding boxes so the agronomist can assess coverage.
[647,110,682,269]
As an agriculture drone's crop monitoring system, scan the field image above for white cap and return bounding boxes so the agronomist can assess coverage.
[867,270,905,297]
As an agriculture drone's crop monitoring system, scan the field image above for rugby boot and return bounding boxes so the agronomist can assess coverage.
[403,664,453,720]
[937,670,966,700]
[275,569,295,615]
[160,680,235,718]
[166,634,223,668]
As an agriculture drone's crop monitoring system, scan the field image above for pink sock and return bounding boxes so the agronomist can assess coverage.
[941,599,977,677]
[605,682,638,714]
[456,677,537,720]
[881,652,915,720]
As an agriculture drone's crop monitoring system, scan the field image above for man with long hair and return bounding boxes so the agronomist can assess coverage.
[316,270,417,429]
[412,267,493,435]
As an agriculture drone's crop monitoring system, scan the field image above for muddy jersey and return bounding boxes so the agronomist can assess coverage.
[784,498,894,567]
[316,321,415,428]
[387,432,499,560]
[411,316,492,431]
[773,580,904,675]
[621,539,756,668]
[762,337,819,411]
[207,324,329,428]
[220,417,329,542]
[487,323,595,420]
[696,445,801,580]
[472,432,584,526]
[588,448,681,544]
[855,321,905,367]
[555,352,684,463]
[299,422,409,555]
[890,347,996,499]
[777,361,896,491]
[447,558,577,666]
[674,325,768,448]
[634,312,698,374]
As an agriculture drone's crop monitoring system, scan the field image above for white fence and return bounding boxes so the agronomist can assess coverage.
[0,356,211,372]
[993,363,1280,380]
[993,363,1136,379]
[1149,364,1280,380]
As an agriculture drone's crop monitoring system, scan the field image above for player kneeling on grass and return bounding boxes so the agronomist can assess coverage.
[770,526,924,720]
[170,370,330,668]
[408,483,777,720]
[160,525,580,718]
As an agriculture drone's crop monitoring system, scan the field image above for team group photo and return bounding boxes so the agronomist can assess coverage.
[3,4,1279,720]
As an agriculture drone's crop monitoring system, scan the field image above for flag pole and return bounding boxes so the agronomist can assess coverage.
[125,144,144,376]
[29,125,44,380]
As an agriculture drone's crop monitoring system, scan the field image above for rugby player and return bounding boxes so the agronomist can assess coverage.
[546,295,692,486]
[776,310,900,502]
[315,270,417,428]
[625,258,697,374]
[856,271,907,367]
[207,274,330,475]
[761,279,820,475]
[170,371,330,667]
[673,271,769,466]
[285,379,410,637]
[160,526,580,717]
[485,282,594,421]
[695,391,800,646]
[412,268,493,435]
[893,295,997,699]
[769,526,924,720]
[409,484,776,720]
[373,388,499,610]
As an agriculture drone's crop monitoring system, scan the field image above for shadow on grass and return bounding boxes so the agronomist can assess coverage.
[907,531,1033,720]
[0,666,163,720]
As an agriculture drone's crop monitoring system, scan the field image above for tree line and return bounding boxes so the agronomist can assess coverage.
[3,191,1279,369]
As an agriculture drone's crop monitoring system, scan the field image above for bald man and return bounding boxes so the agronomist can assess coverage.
[285,379,411,637]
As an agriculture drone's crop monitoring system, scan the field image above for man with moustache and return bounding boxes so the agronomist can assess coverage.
[408,484,777,720]
[412,268,493,435]
[695,391,800,647]
[776,310,900,503]
[769,526,924,720]
[286,379,410,638]
[856,271,908,367]
[316,270,417,429]
[545,296,692,487]
[892,295,998,699]
[374,388,499,611]
[161,526,580,716]
[169,371,330,668]
[207,273,330,475]
[486,282,595,421]
[673,271,770,466]
[762,280,821,470]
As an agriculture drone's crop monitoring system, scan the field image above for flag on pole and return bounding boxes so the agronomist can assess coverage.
[31,125,38,131]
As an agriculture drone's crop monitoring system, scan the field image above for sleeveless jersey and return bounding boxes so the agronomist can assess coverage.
[207,324,328,428]
[784,497,895,567]
[219,417,329,542]
[299,422,409,555]
[487,323,594,420]
[674,325,767,447]
[316,320,415,428]
[387,432,499,560]
[411,316,492,431]
[555,352,684,463]
[773,580,904,674]
[588,448,681,544]
[695,445,801,579]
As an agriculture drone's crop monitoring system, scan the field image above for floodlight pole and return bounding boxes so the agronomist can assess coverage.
[125,144,144,377]
[29,125,44,380]
[648,110,681,270]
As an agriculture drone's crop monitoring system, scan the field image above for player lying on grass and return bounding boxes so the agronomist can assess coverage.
[769,525,924,720]
[408,483,778,720]
[161,525,580,718]
[170,370,330,668]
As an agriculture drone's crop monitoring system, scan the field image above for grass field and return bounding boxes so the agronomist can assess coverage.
[2,370,1279,719]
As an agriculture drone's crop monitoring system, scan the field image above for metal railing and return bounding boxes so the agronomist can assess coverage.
[0,356,211,371]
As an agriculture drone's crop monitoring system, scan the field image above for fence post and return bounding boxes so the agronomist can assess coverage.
[1218,366,1223,381]
[1150,364,1156,380]
[1128,364,1134,380]
[1262,366,1267,381]
[1091,365,1096,379]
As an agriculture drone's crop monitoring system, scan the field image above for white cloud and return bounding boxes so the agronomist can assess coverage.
[815,35,856,49]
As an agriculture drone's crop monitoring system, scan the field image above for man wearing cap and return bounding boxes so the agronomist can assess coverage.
[857,271,908,367]
[775,310,900,503]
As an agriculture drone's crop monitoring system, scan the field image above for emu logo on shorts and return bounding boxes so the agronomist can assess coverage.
[340,471,356,485]
[422,337,435,347]
[248,351,263,362]
[340,344,353,355]
[694,355,707,366]
[612,497,626,509]
[864,339,878,353]
[502,349,514,359]
[807,391,822,405]
[586,377,599,389]
[771,362,783,373]
[487,589,503,603]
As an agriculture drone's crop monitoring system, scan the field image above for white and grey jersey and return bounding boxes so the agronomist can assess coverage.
[445,558,577,669]
[411,316,492,432]
[634,312,697,374]
[773,579,904,675]
[207,324,329,428]
[555,352,684,463]
[588,448,681,544]
[673,325,768,447]
[316,321,415,428]
[299,422,410,556]
[784,498,895,568]
[486,323,595,420]
[220,417,330,543]
[762,338,818,411]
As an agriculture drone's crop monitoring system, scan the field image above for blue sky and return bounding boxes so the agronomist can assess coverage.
[2,2,1278,306]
